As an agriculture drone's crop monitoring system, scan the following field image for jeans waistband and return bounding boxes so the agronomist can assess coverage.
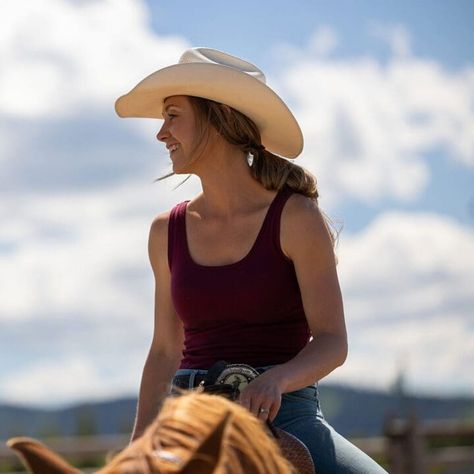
[174,365,275,377]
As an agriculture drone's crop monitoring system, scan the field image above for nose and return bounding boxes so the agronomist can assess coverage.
[156,122,168,142]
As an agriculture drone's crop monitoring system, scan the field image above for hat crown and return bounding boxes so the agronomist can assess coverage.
[179,47,266,84]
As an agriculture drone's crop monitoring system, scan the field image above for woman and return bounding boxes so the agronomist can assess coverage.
[115,47,387,473]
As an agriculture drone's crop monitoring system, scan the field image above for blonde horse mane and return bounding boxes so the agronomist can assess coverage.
[100,391,295,474]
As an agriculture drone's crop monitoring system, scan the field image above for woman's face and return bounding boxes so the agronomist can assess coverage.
[157,95,199,174]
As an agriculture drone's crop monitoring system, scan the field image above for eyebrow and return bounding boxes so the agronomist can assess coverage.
[163,104,181,114]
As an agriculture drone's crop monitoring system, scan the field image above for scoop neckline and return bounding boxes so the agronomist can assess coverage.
[182,188,285,269]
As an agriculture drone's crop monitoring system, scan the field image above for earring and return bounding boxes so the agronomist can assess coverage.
[247,153,254,166]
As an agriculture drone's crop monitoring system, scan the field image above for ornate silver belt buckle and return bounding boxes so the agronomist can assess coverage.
[215,363,260,397]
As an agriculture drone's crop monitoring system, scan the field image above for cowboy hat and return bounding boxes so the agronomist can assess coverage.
[115,47,303,159]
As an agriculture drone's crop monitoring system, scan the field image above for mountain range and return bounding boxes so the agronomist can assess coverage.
[1,383,473,441]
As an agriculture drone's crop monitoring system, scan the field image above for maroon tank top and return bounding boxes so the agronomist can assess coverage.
[168,185,311,369]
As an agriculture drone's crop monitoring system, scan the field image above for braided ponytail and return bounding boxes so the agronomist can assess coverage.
[246,144,318,199]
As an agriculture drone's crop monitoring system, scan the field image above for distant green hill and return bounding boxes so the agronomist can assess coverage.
[1,383,473,440]
[317,383,474,437]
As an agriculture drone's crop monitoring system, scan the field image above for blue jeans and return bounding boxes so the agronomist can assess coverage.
[171,367,388,474]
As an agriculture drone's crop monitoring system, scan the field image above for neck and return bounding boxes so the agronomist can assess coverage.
[189,143,273,219]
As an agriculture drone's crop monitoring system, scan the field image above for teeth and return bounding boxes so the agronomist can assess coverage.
[169,144,179,152]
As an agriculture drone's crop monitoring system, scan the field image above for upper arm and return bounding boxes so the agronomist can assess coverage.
[281,194,347,343]
[147,212,184,359]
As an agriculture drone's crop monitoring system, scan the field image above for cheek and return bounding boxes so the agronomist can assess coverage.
[190,126,206,152]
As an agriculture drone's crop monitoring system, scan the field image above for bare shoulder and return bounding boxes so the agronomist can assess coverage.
[281,192,335,266]
[150,210,171,238]
[148,210,172,274]
[282,193,332,242]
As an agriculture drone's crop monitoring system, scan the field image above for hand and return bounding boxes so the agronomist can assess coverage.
[237,370,283,422]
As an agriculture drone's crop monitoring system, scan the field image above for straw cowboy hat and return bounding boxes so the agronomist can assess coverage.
[115,47,303,159]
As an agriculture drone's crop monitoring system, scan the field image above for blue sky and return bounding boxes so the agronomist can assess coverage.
[0,0,473,406]
[149,0,474,69]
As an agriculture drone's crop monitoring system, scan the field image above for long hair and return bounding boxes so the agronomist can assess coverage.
[156,96,340,249]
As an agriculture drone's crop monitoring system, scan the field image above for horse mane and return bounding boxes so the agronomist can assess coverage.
[101,391,295,474]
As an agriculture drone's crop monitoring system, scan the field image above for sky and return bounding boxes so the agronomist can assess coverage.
[0,0,473,407]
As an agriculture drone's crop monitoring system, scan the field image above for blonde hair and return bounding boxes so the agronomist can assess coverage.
[189,97,317,197]
[101,391,295,474]
[156,96,340,249]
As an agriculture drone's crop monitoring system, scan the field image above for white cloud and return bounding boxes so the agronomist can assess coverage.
[1,0,188,119]
[368,22,412,57]
[0,176,201,323]
[0,0,189,188]
[324,211,474,396]
[337,211,474,320]
[273,25,474,207]
[327,313,474,397]
[308,26,339,57]
[1,356,143,406]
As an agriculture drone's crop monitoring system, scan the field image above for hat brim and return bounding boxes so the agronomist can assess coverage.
[115,63,303,159]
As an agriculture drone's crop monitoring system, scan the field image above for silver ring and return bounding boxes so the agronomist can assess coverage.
[259,407,269,414]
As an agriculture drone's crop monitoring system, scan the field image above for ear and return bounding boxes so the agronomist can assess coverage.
[7,437,83,474]
[180,411,230,474]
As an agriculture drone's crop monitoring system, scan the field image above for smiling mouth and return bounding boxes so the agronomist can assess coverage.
[169,144,180,153]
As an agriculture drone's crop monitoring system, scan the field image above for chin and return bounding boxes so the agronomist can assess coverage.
[172,157,194,173]
[172,162,190,175]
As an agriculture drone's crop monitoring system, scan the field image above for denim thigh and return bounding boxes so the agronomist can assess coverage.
[274,385,388,474]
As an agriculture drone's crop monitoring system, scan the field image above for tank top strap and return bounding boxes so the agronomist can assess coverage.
[168,200,189,271]
[258,185,294,258]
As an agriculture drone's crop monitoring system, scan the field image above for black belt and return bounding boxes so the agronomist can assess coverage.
[172,373,210,389]
[172,363,268,390]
